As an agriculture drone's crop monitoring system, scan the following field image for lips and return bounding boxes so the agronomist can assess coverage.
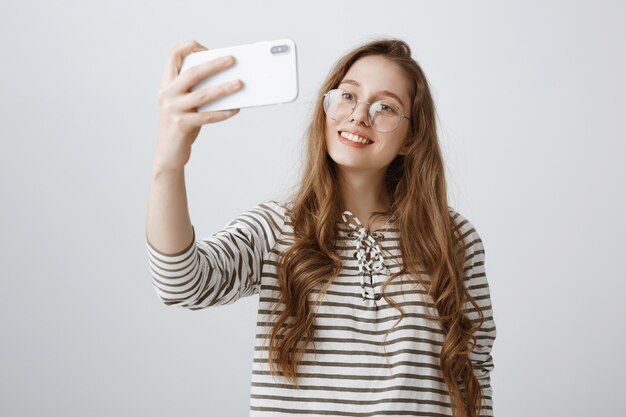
[338,130,373,142]
[337,131,372,148]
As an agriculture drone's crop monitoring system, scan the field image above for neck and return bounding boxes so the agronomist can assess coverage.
[337,166,391,230]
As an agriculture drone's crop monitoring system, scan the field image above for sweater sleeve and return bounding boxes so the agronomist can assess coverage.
[451,209,497,416]
[145,199,285,310]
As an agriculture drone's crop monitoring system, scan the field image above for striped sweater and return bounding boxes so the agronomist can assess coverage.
[146,199,496,416]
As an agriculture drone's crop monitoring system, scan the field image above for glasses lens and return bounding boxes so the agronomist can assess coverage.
[323,89,403,133]
[324,89,354,121]
[369,102,402,133]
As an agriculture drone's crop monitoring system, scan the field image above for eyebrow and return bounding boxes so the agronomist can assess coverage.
[338,79,407,109]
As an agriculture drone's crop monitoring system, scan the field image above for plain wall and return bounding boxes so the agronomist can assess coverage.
[1,1,624,416]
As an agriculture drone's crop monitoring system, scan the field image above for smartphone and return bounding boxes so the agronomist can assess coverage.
[179,38,298,112]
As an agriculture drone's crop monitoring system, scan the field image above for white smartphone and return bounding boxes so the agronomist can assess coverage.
[179,38,299,112]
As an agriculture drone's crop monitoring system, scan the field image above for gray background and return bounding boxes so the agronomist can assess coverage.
[1,1,624,416]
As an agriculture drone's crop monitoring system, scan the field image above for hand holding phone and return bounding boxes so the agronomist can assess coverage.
[153,40,244,172]
[179,38,299,112]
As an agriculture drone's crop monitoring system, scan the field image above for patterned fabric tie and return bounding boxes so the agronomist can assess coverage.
[341,210,392,302]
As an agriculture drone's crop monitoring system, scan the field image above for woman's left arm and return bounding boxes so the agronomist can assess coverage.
[453,210,497,416]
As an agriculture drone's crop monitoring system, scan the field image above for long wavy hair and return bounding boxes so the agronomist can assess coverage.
[267,37,486,417]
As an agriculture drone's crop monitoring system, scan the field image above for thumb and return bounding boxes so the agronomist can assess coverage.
[193,41,208,51]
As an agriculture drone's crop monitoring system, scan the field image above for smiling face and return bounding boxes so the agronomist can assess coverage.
[325,54,413,172]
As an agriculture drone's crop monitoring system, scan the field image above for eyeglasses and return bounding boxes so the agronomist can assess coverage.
[322,88,410,133]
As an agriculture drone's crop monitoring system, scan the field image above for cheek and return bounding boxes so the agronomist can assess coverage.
[325,118,336,132]
[375,134,407,157]
[390,129,410,150]
[325,123,337,144]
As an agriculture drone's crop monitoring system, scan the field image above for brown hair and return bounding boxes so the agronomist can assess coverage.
[267,37,487,417]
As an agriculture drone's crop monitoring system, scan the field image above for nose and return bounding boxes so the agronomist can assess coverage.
[349,101,370,127]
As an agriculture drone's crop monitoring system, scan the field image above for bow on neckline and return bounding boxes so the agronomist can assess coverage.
[341,210,392,302]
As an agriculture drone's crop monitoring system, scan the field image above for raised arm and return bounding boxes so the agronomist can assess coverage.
[146,39,244,254]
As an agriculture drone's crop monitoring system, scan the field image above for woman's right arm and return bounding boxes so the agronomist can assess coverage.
[146,166,193,259]
[146,39,243,255]
[146,199,285,309]
[146,39,256,309]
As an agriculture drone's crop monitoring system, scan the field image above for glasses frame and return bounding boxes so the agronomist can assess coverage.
[323,88,411,133]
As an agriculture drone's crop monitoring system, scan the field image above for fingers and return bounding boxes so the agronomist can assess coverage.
[157,40,243,132]
[186,108,240,126]
[175,78,243,113]
[169,54,236,95]
[159,40,208,90]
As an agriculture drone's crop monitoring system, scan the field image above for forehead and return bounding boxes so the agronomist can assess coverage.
[340,55,411,108]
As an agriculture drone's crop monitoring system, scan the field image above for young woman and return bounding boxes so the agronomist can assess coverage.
[146,37,496,417]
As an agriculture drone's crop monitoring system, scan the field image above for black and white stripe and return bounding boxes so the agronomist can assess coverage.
[146,200,496,416]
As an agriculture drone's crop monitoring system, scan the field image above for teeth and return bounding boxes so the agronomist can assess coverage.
[340,131,373,144]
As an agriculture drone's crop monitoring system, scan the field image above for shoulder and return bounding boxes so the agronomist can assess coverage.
[259,199,288,217]
[252,199,289,234]
[224,199,287,232]
[447,206,484,254]
[447,208,491,293]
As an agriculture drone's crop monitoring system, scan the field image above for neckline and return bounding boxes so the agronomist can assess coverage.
[339,210,395,235]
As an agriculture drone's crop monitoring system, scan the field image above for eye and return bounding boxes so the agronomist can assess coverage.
[376,101,400,115]
[341,91,355,100]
